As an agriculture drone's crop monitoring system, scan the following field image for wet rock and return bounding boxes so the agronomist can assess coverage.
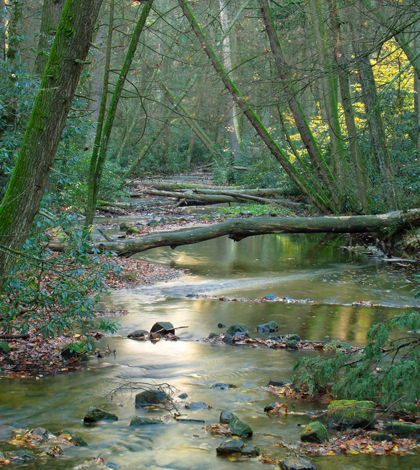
[218,323,226,328]
[264,402,278,413]
[159,218,167,224]
[233,330,249,339]
[70,434,88,447]
[220,411,233,424]
[84,407,118,424]
[280,456,317,470]
[130,416,162,426]
[0,341,10,354]
[186,401,210,410]
[300,421,329,443]
[384,421,420,437]
[119,222,129,230]
[186,293,195,298]
[126,227,140,235]
[222,413,253,438]
[283,297,295,303]
[127,329,148,340]
[135,389,169,407]
[150,321,175,335]
[216,439,260,457]
[328,400,375,430]
[370,432,393,442]
[285,334,301,342]
[5,450,36,461]
[106,463,118,470]
[226,323,248,336]
[178,393,188,399]
[147,219,160,227]
[264,295,278,300]
[257,321,279,334]
[240,210,252,216]
[286,339,298,350]
[222,334,233,343]
[211,383,237,390]
[268,380,291,387]
[31,427,53,442]
[208,332,218,339]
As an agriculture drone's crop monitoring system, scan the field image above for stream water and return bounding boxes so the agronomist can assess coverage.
[1,234,419,469]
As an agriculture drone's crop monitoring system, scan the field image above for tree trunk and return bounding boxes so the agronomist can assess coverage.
[34,0,65,75]
[6,0,23,63]
[178,0,335,213]
[49,210,420,257]
[415,20,420,151]
[0,0,103,290]
[85,0,154,226]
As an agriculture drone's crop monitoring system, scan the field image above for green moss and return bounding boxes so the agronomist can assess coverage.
[328,400,375,429]
[301,421,329,443]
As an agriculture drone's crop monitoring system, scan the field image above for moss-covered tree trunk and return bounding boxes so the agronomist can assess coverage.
[6,0,23,63]
[0,0,103,291]
[34,0,66,75]
[85,0,154,227]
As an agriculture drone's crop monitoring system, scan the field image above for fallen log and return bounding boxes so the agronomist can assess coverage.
[141,189,238,204]
[48,210,420,256]
[219,191,305,210]
[194,188,296,197]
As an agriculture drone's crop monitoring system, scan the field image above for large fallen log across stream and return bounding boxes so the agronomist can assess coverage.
[49,209,420,256]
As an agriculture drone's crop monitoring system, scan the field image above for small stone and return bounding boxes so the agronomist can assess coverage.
[83,407,118,424]
[5,450,36,461]
[264,402,278,413]
[130,417,162,426]
[216,439,260,457]
[186,294,195,298]
[240,210,252,216]
[178,393,188,399]
[226,323,248,335]
[119,222,129,230]
[208,333,218,339]
[150,321,175,335]
[159,218,167,224]
[280,456,317,470]
[285,333,301,342]
[186,401,210,410]
[218,323,226,328]
[220,411,233,424]
[300,421,329,443]
[211,383,237,390]
[222,334,233,343]
[127,329,148,340]
[286,339,298,349]
[70,434,88,447]
[147,219,159,227]
[283,296,295,303]
[257,321,279,334]
[264,295,278,300]
[268,380,291,387]
[106,463,119,469]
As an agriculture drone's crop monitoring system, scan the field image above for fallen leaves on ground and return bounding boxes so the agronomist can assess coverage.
[206,423,232,436]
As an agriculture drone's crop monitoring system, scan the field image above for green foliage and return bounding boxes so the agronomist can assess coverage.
[0,211,119,338]
[293,311,420,408]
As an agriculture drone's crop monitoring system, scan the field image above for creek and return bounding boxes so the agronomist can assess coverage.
[1,234,419,469]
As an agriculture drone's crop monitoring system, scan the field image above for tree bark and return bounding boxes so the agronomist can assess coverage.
[6,0,23,63]
[49,210,420,257]
[34,0,65,75]
[0,0,104,290]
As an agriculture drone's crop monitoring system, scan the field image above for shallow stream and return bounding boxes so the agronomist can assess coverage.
[1,234,419,469]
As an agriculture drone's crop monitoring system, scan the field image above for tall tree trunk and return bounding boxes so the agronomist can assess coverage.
[329,0,371,211]
[414,20,420,151]
[34,0,65,75]
[6,0,23,63]
[258,0,343,211]
[308,0,349,196]
[0,0,103,291]
[178,0,336,213]
[219,0,241,160]
[85,0,154,226]
[187,70,207,165]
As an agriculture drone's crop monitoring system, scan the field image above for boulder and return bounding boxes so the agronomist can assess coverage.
[280,457,317,470]
[384,421,420,437]
[130,417,162,426]
[257,321,279,334]
[211,383,237,390]
[225,414,253,438]
[220,411,233,424]
[226,323,248,336]
[328,400,375,429]
[83,407,118,423]
[135,389,169,407]
[150,321,175,335]
[216,439,260,457]
[268,380,291,387]
[127,330,148,340]
[300,421,329,443]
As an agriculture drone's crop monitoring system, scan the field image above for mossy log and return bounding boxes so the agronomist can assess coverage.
[48,209,420,257]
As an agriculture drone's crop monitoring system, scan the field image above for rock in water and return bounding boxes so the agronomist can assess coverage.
[211,383,237,390]
[300,421,329,443]
[150,321,175,335]
[216,439,260,457]
[224,413,253,438]
[384,421,420,437]
[130,417,162,426]
[220,410,233,424]
[328,400,375,429]
[257,321,279,334]
[127,330,148,339]
[186,401,210,410]
[83,407,118,423]
[280,457,317,470]
[226,323,248,335]
[135,389,169,407]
